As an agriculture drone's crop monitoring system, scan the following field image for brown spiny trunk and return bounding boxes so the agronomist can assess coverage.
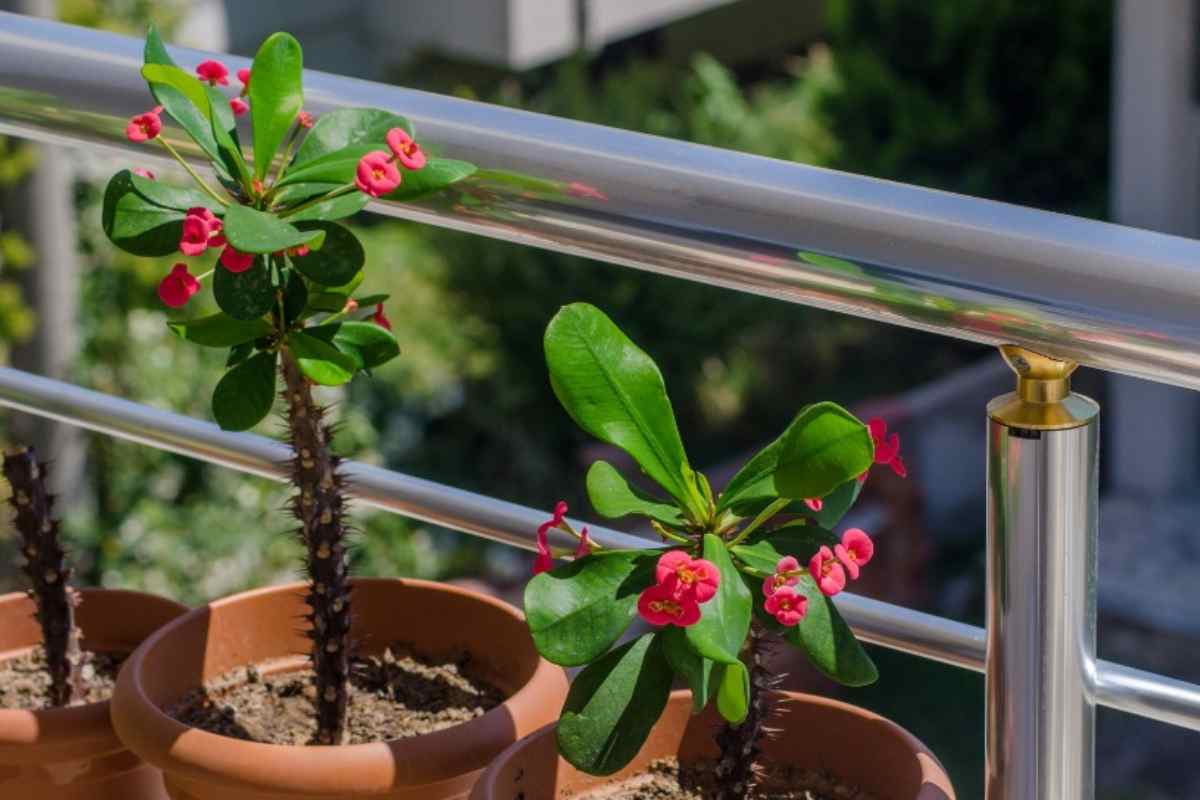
[3,446,83,707]
[280,350,351,745]
[714,620,776,799]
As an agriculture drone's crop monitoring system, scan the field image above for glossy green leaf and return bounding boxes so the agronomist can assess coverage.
[806,478,864,529]
[715,660,749,724]
[287,330,356,386]
[226,341,254,368]
[557,634,673,776]
[661,626,716,713]
[222,204,320,254]
[211,351,276,431]
[206,85,252,190]
[291,107,412,166]
[325,321,400,369]
[102,170,184,256]
[730,524,838,575]
[585,460,685,527]
[354,293,389,306]
[685,534,751,664]
[249,32,304,179]
[282,270,308,325]
[382,158,476,201]
[544,303,700,515]
[774,402,873,500]
[168,313,272,348]
[273,181,342,205]
[281,190,368,223]
[128,172,216,212]
[276,144,375,187]
[785,576,877,687]
[144,25,223,168]
[213,257,274,320]
[289,222,363,286]
[141,63,210,121]
[525,549,660,667]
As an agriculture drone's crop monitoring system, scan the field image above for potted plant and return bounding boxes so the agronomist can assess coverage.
[472,303,954,799]
[0,445,187,799]
[103,28,567,799]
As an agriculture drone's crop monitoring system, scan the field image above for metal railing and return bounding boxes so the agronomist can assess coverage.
[2,12,1200,800]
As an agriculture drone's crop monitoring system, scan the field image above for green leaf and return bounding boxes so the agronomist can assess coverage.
[291,107,412,167]
[213,257,274,321]
[557,634,673,776]
[273,181,342,205]
[143,27,225,171]
[806,478,864,529]
[785,577,878,687]
[354,293,389,306]
[101,170,184,256]
[211,351,277,431]
[287,330,356,386]
[661,626,716,714]
[524,549,660,667]
[281,190,368,223]
[289,222,363,286]
[685,534,751,664]
[168,313,272,348]
[226,342,254,368]
[222,204,320,255]
[715,660,749,724]
[128,172,215,212]
[731,524,838,575]
[774,402,873,500]
[585,460,685,527]
[282,270,308,325]
[276,144,376,187]
[308,321,399,370]
[249,32,304,179]
[141,63,211,121]
[382,158,477,202]
[544,303,700,515]
[206,85,252,190]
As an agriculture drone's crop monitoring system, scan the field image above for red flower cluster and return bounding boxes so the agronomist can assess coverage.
[354,128,427,197]
[179,207,224,256]
[195,60,229,86]
[125,106,163,142]
[861,418,907,482]
[157,263,200,308]
[534,501,590,574]
[808,528,874,598]
[637,551,720,628]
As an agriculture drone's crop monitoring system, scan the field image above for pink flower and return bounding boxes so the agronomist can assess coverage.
[764,585,807,626]
[298,110,314,128]
[809,545,846,597]
[834,528,874,581]
[355,151,402,197]
[288,244,310,258]
[179,215,213,256]
[237,67,251,93]
[219,246,254,273]
[804,497,823,512]
[861,418,907,482]
[638,583,701,627]
[195,59,229,86]
[762,555,801,597]
[343,298,359,313]
[566,181,608,201]
[126,106,163,142]
[534,501,568,575]
[372,303,392,331]
[575,526,593,558]
[230,97,249,116]
[132,167,156,180]
[385,128,427,170]
[656,550,720,603]
[157,263,200,308]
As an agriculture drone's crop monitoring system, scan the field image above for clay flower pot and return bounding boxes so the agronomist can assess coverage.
[112,578,569,800]
[472,689,955,800]
[0,588,188,800]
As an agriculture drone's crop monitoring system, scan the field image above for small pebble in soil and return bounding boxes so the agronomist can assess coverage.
[0,648,122,709]
[570,758,880,800]
[168,646,505,746]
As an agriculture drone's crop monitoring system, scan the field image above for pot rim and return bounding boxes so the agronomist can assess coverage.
[112,576,567,794]
[472,689,956,800]
[0,587,188,762]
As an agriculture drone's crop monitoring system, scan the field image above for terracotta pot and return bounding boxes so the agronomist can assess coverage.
[0,587,188,800]
[471,689,955,800]
[112,578,569,800]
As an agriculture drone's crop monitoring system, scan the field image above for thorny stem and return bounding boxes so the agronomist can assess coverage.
[280,350,352,745]
[155,137,229,208]
[714,619,776,799]
[3,447,84,707]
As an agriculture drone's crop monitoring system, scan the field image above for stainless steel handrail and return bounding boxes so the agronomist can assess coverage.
[0,365,1197,735]
[3,13,1200,389]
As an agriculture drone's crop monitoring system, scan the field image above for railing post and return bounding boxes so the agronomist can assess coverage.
[985,345,1099,799]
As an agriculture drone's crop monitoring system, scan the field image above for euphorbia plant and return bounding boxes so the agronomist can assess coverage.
[102,28,475,744]
[525,303,907,798]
